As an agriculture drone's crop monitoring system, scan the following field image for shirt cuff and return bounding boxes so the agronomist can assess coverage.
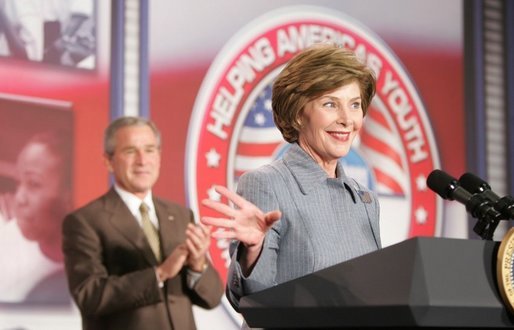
[186,263,207,289]
[154,268,164,288]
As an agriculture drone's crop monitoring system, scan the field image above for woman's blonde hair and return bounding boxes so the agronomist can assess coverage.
[272,44,376,143]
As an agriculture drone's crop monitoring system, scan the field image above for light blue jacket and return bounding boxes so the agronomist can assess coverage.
[227,143,381,310]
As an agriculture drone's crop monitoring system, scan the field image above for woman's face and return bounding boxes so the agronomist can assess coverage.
[298,81,364,165]
[14,142,69,242]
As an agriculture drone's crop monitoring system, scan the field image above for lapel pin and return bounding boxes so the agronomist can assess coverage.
[168,215,175,221]
[357,190,372,204]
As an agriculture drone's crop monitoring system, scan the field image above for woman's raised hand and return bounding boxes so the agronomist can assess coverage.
[200,185,281,251]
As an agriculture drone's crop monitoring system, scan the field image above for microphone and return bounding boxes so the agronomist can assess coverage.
[427,169,473,204]
[459,172,514,220]
[427,169,503,239]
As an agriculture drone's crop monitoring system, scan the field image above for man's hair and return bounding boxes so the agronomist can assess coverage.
[104,116,161,157]
[272,43,376,143]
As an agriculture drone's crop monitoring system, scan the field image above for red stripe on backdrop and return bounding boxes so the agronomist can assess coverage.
[368,106,391,129]
[361,132,404,169]
[236,142,282,157]
[150,65,210,205]
[373,167,405,195]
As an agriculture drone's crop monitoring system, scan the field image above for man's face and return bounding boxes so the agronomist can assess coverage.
[105,125,161,199]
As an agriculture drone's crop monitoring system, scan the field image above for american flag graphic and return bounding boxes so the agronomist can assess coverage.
[359,101,408,196]
[233,84,285,180]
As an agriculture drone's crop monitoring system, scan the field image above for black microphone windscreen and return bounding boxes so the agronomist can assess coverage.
[427,169,457,200]
[459,172,490,193]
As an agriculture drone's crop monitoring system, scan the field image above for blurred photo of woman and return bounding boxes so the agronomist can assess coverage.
[0,130,73,303]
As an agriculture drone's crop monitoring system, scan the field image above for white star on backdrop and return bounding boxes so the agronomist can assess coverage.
[207,185,221,202]
[415,207,428,224]
[205,148,221,168]
[254,112,266,126]
[264,99,272,111]
[416,174,427,191]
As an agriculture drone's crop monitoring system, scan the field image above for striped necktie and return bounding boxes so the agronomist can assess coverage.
[139,202,162,262]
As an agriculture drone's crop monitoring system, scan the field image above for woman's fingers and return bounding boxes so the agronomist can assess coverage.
[200,216,234,229]
[265,210,282,226]
[201,198,237,218]
[211,228,237,240]
[213,185,252,209]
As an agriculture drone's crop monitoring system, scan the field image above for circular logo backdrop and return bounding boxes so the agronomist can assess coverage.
[186,4,441,320]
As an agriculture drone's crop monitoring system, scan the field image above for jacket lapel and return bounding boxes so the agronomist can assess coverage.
[154,198,185,259]
[104,188,157,265]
